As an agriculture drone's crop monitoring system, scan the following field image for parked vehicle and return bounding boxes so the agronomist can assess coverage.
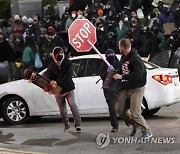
[0,54,180,125]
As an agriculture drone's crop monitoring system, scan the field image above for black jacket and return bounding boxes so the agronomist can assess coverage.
[0,41,14,62]
[44,58,75,93]
[99,55,120,81]
[120,49,147,90]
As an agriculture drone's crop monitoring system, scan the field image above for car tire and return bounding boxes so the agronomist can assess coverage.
[142,99,148,117]
[147,108,161,116]
[142,99,160,116]
[1,96,29,125]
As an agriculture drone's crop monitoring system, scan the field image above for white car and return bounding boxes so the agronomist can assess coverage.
[0,54,180,125]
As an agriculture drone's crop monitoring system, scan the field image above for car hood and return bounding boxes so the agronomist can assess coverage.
[0,79,33,96]
[0,79,27,87]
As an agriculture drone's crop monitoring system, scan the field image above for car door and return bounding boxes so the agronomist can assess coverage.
[31,82,58,115]
[74,58,108,115]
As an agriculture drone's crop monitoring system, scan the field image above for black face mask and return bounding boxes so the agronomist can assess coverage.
[56,54,64,61]
[153,28,159,34]
[107,36,113,41]
[164,11,170,16]
[107,56,119,68]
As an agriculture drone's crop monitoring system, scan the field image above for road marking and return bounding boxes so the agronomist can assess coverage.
[0,147,46,154]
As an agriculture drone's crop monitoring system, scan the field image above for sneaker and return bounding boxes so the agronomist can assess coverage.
[140,132,153,140]
[130,128,138,136]
[64,125,70,132]
[111,128,118,132]
[75,125,81,133]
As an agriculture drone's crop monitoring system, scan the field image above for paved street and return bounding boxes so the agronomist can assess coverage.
[0,102,180,154]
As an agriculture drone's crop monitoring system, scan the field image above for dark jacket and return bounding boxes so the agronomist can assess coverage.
[100,55,120,81]
[138,31,157,57]
[44,58,75,93]
[120,49,147,90]
[0,41,14,62]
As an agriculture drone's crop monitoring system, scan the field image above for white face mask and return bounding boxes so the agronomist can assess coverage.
[109,11,113,17]
[119,20,123,30]
[106,4,110,9]
[72,14,76,18]
[78,14,83,18]
[124,17,128,22]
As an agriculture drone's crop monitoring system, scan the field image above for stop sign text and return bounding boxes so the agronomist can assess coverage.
[68,19,97,52]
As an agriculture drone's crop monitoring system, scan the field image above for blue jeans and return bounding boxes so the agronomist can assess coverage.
[55,90,81,127]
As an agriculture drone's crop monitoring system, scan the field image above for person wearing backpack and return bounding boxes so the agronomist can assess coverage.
[21,35,39,75]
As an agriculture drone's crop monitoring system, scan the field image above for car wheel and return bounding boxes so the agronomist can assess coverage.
[142,99,160,116]
[1,96,29,125]
[142,99,148,117]
[146,108,161,116]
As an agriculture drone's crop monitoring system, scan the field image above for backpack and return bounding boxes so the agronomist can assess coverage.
[34,52,43,68]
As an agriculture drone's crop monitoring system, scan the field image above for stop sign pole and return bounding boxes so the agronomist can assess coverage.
[87,40,110,66]
[68,19,111,67]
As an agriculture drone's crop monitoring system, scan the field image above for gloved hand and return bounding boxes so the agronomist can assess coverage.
[107,65,115,73]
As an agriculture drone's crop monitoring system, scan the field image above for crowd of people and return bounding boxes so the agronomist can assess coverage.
[0,0,179,81]
[0,0,180,139]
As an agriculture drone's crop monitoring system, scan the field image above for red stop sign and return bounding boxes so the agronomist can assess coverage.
[68,19,97,52]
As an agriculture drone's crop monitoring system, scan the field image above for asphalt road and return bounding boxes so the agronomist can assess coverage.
[0,102,180,154]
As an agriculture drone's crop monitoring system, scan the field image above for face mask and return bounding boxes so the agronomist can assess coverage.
[124,17,128,22]
[72,14,76,18]
[16,38,20,42]
[164,10,170,16]
[106,55,116,65]
[56,54,64,61]
[106,4,110,9]
[109,11,113,17]
[153,28,159,34]
[48,31,53,35]
[28,24,33,27]
[107,36,113,41]
[78,14,83,18]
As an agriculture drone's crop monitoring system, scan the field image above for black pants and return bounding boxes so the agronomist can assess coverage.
[103,89,119,129]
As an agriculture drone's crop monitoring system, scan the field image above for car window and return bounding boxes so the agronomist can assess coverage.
[85,59,102,77]
[171,48,180,74]
[72,59,87,78]
[148,50,171,68]
[72,60,81,78]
